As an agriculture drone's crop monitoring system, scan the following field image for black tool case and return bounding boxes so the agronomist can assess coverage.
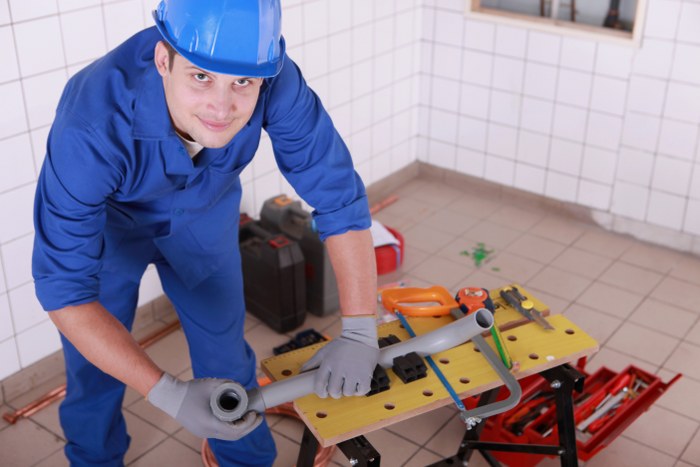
[260,195,339,316]
[239,214,306,332]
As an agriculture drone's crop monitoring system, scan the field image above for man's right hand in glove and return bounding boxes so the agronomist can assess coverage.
[148,373,262,440]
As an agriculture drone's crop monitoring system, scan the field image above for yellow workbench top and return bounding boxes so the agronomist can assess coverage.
[261,286,598,447]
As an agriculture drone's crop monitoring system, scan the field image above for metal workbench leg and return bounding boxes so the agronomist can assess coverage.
[541,364,585,467]
[337,435,381,466]
[296,426,319,467]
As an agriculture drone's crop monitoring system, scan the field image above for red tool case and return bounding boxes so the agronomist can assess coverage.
[467,364,681,465]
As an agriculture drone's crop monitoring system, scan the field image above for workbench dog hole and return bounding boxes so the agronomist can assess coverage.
[384,403,395,410]
[423,389,434,397]
[529,353,540,360]
[315,411,327,419]
[459,377,471,384]
[507,335,517,341]
[565,328,575,335]
[439,358,450,364]
[281,369,292,376]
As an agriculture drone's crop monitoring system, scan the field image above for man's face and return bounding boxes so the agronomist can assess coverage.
[154,41,263,149]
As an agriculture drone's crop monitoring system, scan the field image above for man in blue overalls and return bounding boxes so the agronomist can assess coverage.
[32,1,380,465]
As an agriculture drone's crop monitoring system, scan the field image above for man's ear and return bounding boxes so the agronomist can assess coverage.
[154,41,170,77]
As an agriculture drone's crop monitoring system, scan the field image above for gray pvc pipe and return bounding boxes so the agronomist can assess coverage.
[211,308,494,422]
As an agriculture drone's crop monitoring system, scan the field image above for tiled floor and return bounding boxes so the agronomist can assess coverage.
[2,177,700,466]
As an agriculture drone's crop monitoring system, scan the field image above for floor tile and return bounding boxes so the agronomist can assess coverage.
[128,437,200,467]
[271,429,301,466]
[486,252,546,284]
[419,208,481,236]
[407,183,466,207]
[28,398,63,440]
[573,230,634,259]
[664,342,700,380]
[681,428,700,465]
[123,411,169,464]
[584,436,676,467]
[550,247,613,280]
[526,266,592,302]
[528,215,590,245]
[575,282,644,319]
[464,269,511,292]
[143,330,191,377]
[444,193,503,220]
[6,374,66,409]
[172,427,202,453]
[522,286,572,315]
[564,304,622,344]
[629,298,698,339]
[599,261,665,293]
[409,255,474,290]
[606,322,679,366]
[0,419,64,466]
[400,245,430,272]
[34,448,70,466]
[505,233,567,263]
[670,255,700,286]
[650,277,700,314]
[624,405,699,457]
[422,412,466,457]
[656,369,700,423]
[586,347,658,375]
[402,448,443,466]
[380,196,436,221]
[0,404,11,432]
[403,223,456,254]
[620,243,685,274]
[385,406,455,445]
[373,210,417,232]
[685,319,700,346]
[126,397,182,435]
[244,312,262,333]
[464,220,522,249]
[124,386,142,407]
[435,236,492,272]
[487,204,546,232]
[271,416,305,444]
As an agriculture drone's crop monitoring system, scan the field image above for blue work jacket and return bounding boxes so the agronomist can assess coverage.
[32,27,370,312]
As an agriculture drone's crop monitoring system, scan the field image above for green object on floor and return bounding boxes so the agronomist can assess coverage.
[460,242,494,267]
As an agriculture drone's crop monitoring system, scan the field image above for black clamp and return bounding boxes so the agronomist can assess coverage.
[392,352,428,384]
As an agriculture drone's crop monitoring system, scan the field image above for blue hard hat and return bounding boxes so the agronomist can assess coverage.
[153,0,285,77]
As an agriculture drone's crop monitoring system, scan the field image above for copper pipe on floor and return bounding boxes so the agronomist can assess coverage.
[2,320,182,424]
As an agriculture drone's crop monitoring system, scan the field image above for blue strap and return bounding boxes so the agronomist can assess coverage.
[394,311,466,411]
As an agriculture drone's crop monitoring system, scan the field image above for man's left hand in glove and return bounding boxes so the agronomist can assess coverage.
[301,315,379,399]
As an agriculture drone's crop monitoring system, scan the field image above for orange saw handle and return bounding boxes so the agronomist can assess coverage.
[381,286,459,317]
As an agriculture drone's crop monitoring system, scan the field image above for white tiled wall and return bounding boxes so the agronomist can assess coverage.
[0,0,422,380]
[419,0,700,249]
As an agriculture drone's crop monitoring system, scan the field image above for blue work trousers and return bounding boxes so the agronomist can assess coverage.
[58,254,276,466]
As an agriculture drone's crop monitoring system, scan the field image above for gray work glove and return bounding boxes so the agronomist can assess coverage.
[301,316,380,399]
[147,373,262,441]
